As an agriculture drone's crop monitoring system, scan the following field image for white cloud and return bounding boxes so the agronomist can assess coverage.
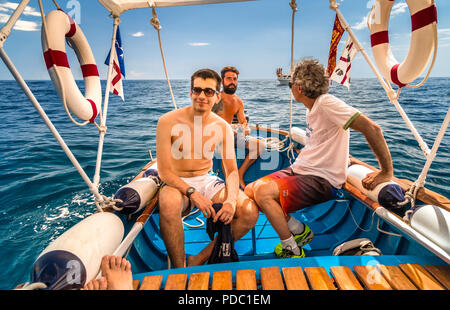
[353,1,408,31]
[0,2,41,16]
[128,71,147,79]
[438,28,450,36]
[391,2,408,16]
[0,2,41,31]
[438,28,450,46]
[131,31,144,37]
[352,15,368,30]
[0,13,39,31]
[188,42,210,47]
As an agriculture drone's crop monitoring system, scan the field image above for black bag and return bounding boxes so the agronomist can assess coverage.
[206,203,239,264]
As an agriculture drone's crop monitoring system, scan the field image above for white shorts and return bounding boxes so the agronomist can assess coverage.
[181,173,225,201]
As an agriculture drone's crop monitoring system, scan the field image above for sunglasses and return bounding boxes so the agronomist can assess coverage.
[288,81,293,89]
[191,87,218,97]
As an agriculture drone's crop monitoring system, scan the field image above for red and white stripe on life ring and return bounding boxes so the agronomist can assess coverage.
[368,0,437,88]
[42,10,101,123]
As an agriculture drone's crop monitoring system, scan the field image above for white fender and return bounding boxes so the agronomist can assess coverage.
[290,127,307,146]
[114,164,159,215]
[368,0,437,87]
[36,212,124,284]
[41,10,102,122]
[114,177,158,215]
[408,205,450,253]
[347,164,404,209]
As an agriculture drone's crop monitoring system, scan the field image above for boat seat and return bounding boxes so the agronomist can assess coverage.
[133,263,449,290]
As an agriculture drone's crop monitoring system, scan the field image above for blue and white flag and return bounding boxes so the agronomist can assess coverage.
[105,26,125,101]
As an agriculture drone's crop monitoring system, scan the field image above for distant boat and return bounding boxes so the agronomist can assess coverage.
[276,67,290,85]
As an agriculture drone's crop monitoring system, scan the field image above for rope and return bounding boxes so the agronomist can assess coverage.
[182,208,205,228]
[289,0,297,71]
[52,0,61,10]
[233,124,292,152]
[150,7,177,110]
[95,194,124,212]
[377,217,403,237]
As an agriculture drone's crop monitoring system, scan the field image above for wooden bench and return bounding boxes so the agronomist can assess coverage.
[133,263,449,290]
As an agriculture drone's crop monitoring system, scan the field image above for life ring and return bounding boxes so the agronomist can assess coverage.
[368,0,437,88]
[41,10,101,123]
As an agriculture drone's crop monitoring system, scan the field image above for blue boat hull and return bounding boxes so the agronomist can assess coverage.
[119,138,446,276]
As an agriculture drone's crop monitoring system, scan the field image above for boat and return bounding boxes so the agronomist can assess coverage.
[276,68,291,86]
[2,0,449,292]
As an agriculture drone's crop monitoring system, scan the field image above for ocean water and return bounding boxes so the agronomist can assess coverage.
[0,78,449,289]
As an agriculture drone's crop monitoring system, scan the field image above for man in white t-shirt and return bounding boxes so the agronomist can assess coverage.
[245,58,393,258]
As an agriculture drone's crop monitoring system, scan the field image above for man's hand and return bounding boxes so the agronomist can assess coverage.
[362,170,393,191]
[190,191,215,218]
[214,200,236,225]
[243,125,250,136]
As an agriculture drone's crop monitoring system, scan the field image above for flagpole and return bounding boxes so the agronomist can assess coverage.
[93,16,120,188]
[329,0,431,158]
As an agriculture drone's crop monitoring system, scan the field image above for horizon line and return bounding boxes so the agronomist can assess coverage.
[1,76,450,82]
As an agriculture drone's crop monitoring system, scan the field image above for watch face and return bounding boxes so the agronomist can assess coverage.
[187,187,195,196]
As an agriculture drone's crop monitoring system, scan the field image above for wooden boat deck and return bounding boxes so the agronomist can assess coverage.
[132,262,449,290]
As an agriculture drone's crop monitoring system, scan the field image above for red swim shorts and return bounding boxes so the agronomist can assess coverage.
[258,167,333,215]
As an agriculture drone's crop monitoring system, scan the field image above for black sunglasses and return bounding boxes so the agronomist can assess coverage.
[289,81,293,89]
[192,87,218,97]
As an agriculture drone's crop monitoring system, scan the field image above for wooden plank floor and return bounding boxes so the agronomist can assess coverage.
[134,264,449,290]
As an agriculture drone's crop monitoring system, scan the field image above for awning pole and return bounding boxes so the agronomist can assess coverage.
[0,47,105,210]
[93,16,121,188]
[329,0,431,158]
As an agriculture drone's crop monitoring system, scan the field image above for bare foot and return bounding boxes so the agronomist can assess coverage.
[83,277,107,290]
[101,255,133,290]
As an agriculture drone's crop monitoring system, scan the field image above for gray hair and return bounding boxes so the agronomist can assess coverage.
[291,58,329,99]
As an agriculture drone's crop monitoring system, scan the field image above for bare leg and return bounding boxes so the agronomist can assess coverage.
[238,156,257,189]
[253,181,291,240]
[238,138,265,189]
[159,186,189,268]
[187,188,259,266]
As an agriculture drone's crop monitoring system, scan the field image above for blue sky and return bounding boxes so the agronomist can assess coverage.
[0,0,449,80]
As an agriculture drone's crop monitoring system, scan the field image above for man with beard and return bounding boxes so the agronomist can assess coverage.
[212,66,266,189]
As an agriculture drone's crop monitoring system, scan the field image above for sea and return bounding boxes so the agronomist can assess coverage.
[0,78,449,290]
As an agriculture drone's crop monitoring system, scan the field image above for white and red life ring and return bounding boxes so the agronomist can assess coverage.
[42,10,101,123]
[368,0,437,88]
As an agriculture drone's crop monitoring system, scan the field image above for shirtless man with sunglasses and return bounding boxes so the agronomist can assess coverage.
[156,68,259,268]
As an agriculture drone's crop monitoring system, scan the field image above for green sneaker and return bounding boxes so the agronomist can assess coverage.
[294,224,314,247]
[274,244,306,258]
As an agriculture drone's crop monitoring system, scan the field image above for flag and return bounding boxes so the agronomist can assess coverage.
[327,14,345,78]
[105,26,125,101]
[330,35,359,90]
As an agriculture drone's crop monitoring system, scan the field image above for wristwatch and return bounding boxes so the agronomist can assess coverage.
[186,187,196,198]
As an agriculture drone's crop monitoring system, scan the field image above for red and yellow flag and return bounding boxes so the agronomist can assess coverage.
[327,14,345,77]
